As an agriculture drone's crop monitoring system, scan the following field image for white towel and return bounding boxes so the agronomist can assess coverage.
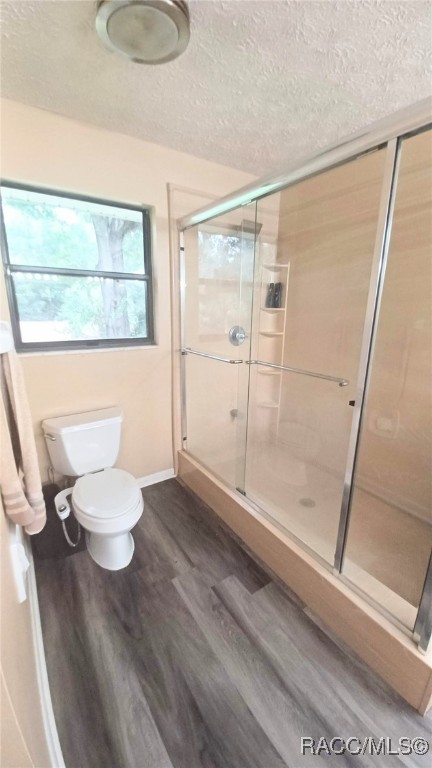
[0,350,46,535]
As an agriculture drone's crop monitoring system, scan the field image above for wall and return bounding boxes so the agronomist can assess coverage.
[242,150,387,565]
[0,98,253,484]
[350,129,432,522]
[277,148,387,479]
[0,500,52,767]
[344,128,432,607]
[0,99,253,767]
[247,133,432,614]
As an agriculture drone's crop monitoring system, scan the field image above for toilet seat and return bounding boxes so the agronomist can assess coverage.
[72,468,141,519]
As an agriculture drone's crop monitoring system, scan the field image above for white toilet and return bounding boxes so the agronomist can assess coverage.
[42,407,143,571]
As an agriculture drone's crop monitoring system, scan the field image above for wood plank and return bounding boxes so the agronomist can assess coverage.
[36,554,175,768]
[174,568,328,766]
[143,479,271,594]
[215,576,428,767]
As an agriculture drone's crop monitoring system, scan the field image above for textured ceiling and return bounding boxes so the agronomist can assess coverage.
[1,0,431,175]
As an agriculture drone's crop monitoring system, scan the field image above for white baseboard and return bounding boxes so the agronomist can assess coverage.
[137,468,175,488]
[25,539,65,768]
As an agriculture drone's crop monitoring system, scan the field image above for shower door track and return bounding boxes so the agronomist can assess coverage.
[178,100,431,231]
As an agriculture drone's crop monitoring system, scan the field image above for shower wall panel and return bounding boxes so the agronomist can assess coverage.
[343,129,432,621]
[244,150,387,565]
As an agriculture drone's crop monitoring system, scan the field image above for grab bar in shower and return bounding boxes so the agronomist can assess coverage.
[182,348,244,364]
[246,359,349,387]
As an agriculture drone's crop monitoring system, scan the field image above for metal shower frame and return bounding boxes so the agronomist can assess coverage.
[177,98,432,652]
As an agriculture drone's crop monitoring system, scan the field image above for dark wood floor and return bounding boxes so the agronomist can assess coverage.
[35,479,431,768]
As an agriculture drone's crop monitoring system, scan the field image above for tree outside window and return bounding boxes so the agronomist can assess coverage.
[0,185,153,350]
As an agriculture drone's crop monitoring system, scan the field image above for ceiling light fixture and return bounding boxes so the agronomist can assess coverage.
[96,0,190,65]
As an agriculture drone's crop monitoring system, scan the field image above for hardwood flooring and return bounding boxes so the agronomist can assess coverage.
[34,479,431,768]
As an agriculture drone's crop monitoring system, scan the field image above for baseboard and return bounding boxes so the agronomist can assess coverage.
[137,468,175,488]
[25,539,66,768]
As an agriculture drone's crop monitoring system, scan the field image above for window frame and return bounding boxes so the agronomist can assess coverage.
[0,181,155,352]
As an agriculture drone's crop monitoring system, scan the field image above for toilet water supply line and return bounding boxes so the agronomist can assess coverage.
[54,487,81,548]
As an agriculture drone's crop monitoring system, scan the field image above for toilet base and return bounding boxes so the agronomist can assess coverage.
[86,530,135,571]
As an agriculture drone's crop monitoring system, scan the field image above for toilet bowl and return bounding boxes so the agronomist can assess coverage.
[72,468,143,570]
[42,407,144,571]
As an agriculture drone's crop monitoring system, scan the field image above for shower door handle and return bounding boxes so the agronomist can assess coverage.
[246,359,349,387]
[182,348,243,364]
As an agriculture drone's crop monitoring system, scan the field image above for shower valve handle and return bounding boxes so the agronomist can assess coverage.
[229,325,247,346]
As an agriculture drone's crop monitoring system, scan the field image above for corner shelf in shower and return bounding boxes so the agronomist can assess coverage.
[262,263,290,271]
[257,260,290,436]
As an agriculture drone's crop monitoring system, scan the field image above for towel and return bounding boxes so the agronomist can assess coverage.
[0,350,46,535]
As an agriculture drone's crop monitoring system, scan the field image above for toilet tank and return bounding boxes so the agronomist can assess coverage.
[42,407,123,477]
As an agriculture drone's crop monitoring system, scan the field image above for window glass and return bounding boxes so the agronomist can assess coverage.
[1,185,152,349]
[197,228,255,337]
[13,273,148,343]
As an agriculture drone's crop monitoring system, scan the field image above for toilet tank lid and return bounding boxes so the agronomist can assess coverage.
[42,407,123,435]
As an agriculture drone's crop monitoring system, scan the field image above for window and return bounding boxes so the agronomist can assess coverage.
[197,226,255,338]
[0,184,153,351]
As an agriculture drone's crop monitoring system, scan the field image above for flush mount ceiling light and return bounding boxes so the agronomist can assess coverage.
[96,0,190,64]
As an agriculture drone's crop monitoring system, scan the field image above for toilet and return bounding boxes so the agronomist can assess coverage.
[42,407,143,571]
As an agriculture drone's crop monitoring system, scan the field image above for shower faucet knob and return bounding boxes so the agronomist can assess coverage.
[229,325,247,346]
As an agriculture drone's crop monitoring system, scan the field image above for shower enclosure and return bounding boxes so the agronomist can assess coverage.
[178,102,432,654]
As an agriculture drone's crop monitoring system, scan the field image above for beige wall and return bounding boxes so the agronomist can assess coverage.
[241,151,387,564]
[277,149,387,477]
[345,129,432,606]
[252,135,432,611]
[350,130,432,521]
[0,501,52,767]
[0,100,253,766]
[0,98,253,483]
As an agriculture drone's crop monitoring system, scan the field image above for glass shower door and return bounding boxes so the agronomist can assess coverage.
[182,204,256,490]
[342,129,432,635]
[244,148,388,567]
